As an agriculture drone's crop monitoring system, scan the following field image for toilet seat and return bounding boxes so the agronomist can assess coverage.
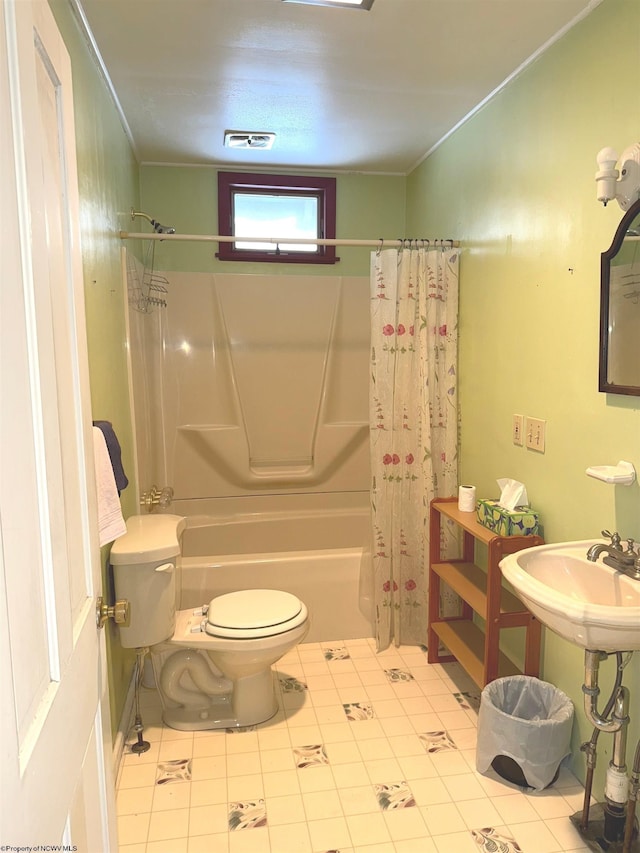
[205,589,308,639]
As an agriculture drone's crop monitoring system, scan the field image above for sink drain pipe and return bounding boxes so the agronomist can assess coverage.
[624,738,640,853]
[580,651,624,831]
[582,650,632,845]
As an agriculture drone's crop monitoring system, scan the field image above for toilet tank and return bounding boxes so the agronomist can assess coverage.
[111,514,186,649]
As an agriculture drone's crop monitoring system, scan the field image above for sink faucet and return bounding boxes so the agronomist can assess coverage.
[586,530,640,580]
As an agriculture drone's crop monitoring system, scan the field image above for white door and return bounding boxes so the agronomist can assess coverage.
[0,0,117,849]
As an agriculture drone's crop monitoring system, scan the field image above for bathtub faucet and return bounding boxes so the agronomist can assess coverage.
[140,485,174,512]
[586,530,640,580]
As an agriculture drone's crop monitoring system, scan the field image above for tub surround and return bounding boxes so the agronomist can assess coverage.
[126,260,370,502]
[180,493,370,557]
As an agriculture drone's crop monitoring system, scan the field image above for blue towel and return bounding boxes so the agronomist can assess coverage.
[92,420,129,494]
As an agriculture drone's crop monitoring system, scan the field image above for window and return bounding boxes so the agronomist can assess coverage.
[217,172,337,264]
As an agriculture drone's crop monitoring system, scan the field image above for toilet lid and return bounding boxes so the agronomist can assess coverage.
[205,589,307,639]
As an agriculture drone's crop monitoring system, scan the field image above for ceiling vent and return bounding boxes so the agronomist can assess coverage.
[224,131,276,150]
[282,0,374,8]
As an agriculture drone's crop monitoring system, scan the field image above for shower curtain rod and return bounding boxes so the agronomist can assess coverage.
[119,231,460,248]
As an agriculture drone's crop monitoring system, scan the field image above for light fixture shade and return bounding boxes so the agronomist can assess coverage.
[596,142,640,210]
[282,0,374,10]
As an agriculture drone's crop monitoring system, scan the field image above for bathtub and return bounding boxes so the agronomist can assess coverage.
[174,494,374,643]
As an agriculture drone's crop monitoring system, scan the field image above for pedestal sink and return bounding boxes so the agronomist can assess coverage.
[499,540,640,651]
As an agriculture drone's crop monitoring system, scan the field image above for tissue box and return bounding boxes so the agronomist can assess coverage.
[476,499,540,536]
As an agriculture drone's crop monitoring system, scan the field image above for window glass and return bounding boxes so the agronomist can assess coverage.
[234,192,319,253]
[217,172,337,264]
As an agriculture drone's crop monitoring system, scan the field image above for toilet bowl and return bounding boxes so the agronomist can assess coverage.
[152,590,309,729]
[111,515,310,731]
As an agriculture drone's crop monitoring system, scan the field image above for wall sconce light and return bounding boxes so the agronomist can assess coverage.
[595,142,640,210]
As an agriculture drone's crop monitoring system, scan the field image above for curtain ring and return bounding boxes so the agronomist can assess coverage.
[377,238,384,255]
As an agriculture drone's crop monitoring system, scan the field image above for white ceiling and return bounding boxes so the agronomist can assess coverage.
[76,0,600,174]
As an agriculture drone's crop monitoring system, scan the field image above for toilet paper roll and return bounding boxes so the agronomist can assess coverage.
[458,485,477,512]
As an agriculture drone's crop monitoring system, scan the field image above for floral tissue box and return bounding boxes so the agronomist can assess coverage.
[476,499,540,536]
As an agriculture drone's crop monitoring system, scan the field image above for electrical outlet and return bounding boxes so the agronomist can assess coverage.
[525,417,546,452]
[512,414,524,446]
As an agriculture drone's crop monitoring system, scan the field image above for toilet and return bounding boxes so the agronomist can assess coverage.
[111,514,310,730]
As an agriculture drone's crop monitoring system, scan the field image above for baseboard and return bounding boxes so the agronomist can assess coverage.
[112,668,136,786]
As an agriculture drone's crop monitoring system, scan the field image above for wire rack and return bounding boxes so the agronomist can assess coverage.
[127,240,169,313]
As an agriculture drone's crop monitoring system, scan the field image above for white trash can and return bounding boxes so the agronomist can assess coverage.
[476,675,574,791]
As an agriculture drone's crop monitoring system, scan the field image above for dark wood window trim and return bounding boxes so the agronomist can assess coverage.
[217,171,338,264]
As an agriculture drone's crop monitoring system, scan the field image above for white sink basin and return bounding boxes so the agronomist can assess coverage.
[499,540,640,651]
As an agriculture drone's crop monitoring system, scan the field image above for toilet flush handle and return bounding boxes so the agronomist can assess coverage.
[155,562,174,573]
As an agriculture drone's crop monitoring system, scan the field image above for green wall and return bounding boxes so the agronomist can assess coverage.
[49,0,140,738]
[139,165,405,276]
[406,0,639,795]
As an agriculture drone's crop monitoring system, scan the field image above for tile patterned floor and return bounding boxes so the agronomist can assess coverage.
[116,639,592,853]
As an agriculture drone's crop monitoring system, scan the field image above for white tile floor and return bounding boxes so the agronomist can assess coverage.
[116,639,592,853]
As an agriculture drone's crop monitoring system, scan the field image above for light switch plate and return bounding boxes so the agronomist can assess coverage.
[525,417,546,452]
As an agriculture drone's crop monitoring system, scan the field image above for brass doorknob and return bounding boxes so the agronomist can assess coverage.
[96,596,130,629]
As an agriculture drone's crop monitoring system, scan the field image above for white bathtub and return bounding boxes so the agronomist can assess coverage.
[174,494,374,644]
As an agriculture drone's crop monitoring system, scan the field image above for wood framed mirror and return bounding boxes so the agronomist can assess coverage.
[599,197,640,395]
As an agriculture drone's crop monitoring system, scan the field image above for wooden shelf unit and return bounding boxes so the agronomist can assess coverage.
[427,497,544,689]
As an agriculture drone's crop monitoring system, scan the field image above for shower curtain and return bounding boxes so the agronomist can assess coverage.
[369,246,459,650]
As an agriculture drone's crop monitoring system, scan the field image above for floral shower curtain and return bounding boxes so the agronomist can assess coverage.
[369,245,459,650]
